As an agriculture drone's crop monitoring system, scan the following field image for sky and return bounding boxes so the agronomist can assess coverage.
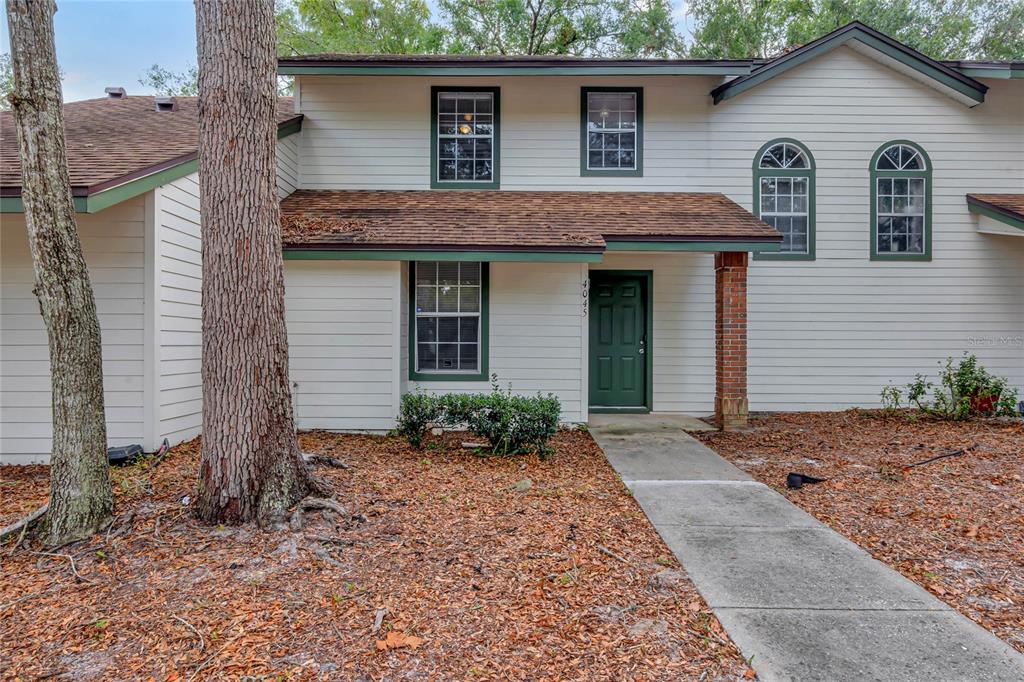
[1,0,694,104]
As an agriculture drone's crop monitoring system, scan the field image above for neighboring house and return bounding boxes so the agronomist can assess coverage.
[1,22,1022,464]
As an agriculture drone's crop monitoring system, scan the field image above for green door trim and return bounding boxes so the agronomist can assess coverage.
[588,269,653,413]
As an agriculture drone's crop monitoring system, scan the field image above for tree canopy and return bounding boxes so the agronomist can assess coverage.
[137,0,1022,96]
[688,0,1024,60]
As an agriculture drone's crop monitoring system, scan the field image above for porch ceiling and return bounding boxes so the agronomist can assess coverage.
[280,189,782,255]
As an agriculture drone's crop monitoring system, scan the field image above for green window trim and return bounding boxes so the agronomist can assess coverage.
[580,87,643,178]
[869,140,933,262]
[408,261,490,382]
[430,86,501,190]
[751,138,816,261]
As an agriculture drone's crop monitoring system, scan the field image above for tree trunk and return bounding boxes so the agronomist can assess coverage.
[5,0,113,547]
[193,0,316,526]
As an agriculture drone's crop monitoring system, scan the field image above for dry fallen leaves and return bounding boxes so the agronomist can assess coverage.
[0,430,751,680]
[375,631,424,651]
[699,409,1024,654]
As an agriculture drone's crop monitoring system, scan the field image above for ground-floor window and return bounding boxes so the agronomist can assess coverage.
[410,261,489,380]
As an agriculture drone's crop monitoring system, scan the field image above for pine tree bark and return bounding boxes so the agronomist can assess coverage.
[193,0,316,526]
[5,0,113,547]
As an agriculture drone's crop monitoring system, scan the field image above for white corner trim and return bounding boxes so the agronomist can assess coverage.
[142,189,162,452]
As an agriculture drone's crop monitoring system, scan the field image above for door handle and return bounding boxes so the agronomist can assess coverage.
[638,336,645,355]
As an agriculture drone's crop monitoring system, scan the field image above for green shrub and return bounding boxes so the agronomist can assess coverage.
[460,384,561,458]
[395,378,562,456]
[884,353,1019,420]
[395,391,444,447]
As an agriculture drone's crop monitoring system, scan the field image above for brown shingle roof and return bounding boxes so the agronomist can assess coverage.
[1,96,301,195]
[280,190,780,251]
[967,194,1024,222]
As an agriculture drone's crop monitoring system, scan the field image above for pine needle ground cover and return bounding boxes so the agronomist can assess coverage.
[1,430,751,680]
[697,410,1024,653]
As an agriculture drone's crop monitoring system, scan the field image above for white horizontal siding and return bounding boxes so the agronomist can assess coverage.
[297,49,1023,413]
[277,132,301,199]
[285,260,400,431]
[709,48,1024,410]
[155,172,203,446]
[407,262,587,423]
[0,199,147,464]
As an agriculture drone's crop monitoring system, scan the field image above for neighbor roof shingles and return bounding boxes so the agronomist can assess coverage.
[280,190,780,250]
[967,194,1024,221]
[0,96,301,194]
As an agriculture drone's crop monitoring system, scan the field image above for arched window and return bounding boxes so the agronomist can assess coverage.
[870,141,932,261]
[753,139,815,260]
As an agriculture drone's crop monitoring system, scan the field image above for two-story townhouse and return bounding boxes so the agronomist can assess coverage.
[2,22,1022,463]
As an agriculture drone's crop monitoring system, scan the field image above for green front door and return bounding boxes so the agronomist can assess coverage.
[589,272,649,409]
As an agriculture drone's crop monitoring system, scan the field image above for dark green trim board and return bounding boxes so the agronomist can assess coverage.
[277,118,304,139]
[580,87,643,178]
[408,261,490,382]
[711,22,986,106]
[1,159,199,214]
[280,64,752,77]
[751,138,816,261]
[587,270,653,413]
[430,86,500,190]
[283,249,603,262]
[869,140,933,262]
[967,199,1024,232]
[604,240,780,252]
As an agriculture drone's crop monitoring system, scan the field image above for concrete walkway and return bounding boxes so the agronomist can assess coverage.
[590,415,1024,682]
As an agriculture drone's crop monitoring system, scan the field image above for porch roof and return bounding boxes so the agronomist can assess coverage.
[280,189,781,259]
[967,193,1024,235]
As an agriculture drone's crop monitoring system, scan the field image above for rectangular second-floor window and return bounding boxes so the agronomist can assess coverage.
[431,87,500,189]
[581,87,643,177]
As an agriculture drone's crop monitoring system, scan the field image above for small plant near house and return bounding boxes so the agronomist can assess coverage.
[880,353,1019,420]
[395,376,562,457]
[394,390,444,447]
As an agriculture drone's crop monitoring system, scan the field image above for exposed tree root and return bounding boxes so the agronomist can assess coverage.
[302,452,349,469]
[0,504,48,546]
[288,496,349,531]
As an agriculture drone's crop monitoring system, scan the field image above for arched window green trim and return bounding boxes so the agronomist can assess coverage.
[752,138,816,261]
[869,140,932,262]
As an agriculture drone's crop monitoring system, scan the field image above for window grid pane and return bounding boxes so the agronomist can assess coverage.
[587,92,637,170]
[437,92,494,183]
[760,175,809,254]
[876,176,925,253]
[415,262,482,372]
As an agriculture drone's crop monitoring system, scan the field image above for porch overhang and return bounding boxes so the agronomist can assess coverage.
[279,189,782,260]
[967,194,1024,236]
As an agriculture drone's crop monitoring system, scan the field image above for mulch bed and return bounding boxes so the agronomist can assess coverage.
[0,430,752,681]
[695,410,1024,653]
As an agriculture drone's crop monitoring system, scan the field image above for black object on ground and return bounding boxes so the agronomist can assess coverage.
[786,472,828,489]
[107,443,144,466]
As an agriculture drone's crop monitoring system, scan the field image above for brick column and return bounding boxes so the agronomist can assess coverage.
[714,252,748,430]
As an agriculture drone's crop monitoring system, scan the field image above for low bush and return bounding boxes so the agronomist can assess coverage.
[880,353,1019,420]
[394,391,444,447]
[395,378,562,456]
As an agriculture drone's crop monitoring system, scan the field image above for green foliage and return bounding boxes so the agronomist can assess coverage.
[460,382,562,457]
[689,0,1024,60]
[0,53,12,112]
[395,379,562,456]
[394,390,444,447]
[885,353,1019,420]
[437,0,683,56]
[276,0,445,56]
[138,63,199,97]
